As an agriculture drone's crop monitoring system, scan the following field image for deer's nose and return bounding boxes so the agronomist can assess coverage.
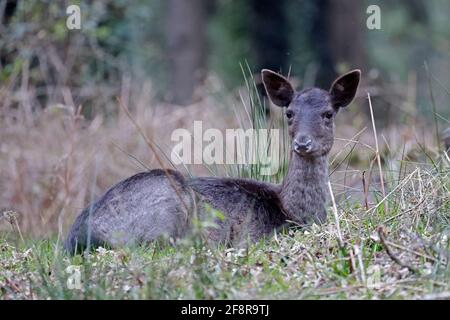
[294,138,313,153]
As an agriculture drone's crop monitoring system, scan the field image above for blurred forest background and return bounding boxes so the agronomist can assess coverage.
[0,0,449,236]
[1,0,449,115]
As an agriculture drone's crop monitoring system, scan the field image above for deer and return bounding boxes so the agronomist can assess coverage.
[64,69,361,254]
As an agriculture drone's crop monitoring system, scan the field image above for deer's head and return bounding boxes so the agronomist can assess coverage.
[262,69,361,159]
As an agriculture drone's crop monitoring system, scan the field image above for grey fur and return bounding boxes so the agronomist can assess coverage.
[64,69,361,254]
[64,170,195,253]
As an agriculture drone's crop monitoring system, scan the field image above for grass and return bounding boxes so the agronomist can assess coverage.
[1,177,449,299]
[0,65,449,300]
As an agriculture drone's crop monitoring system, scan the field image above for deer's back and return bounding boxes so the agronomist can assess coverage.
[65,170,288,254]
[188,177,287,244]
[64,169,195,254]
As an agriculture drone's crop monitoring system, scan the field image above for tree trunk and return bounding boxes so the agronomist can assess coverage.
[310,0,336,88]
[248,0,289,73]
[166,0,207,105]
[311,0,366,88]
[0,0,17,68]
[326,0,366,71]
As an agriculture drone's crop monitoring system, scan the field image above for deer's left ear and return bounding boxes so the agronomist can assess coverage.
[329,70,361,109]
[261,69,294,107]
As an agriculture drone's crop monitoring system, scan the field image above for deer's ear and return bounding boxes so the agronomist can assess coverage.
[261,69,294,107]
[329,69,361,109]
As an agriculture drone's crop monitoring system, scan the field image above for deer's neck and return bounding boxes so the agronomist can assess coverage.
[279,153,329,224]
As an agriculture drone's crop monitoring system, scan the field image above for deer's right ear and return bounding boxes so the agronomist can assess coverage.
[329,70,361,109]
[261,69,294,107]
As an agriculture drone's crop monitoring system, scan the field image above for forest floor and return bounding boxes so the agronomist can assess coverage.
[1,166,448,299]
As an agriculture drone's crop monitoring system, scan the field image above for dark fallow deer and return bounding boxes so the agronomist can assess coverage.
[65,69,361,254]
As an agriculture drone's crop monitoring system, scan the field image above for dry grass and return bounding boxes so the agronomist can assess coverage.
[0,83,235,237]
[0,167,448,299]
[0,71,448,300]
[0,83,441,237]
[0,0,448,300]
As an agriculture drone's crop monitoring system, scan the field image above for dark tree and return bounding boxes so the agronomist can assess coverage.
[166,0,208,105]
[310,0,366,88]
[248,0,289,73]
[1,0,17,25]
[0,0,18,68]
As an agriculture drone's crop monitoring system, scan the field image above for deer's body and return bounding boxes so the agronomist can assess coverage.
[188,176,286,244]
[65,69,361,254]
[189,153,329,243]
[65,170,194,252]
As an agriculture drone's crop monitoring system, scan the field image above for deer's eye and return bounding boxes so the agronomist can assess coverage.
[323,111,333,120]
[286,110,294,119]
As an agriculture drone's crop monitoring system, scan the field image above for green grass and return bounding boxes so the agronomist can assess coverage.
[1,173,449,300]
[1,66,449,300]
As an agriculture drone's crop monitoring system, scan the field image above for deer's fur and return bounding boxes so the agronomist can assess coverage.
[65,69,361,254]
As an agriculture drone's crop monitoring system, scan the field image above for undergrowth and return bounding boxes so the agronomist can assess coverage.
[0,65,449,300]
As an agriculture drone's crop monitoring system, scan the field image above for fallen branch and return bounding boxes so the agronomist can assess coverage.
[377,226,419,275]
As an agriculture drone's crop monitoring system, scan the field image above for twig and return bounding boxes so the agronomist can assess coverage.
[330,127,369,167]
[362,171,369,210]
[112,142,151,171]
[328,181,344,249]
[334,137,375,152]
[329,139,358,176]
[377,226,419,274]
[367,93,387,213]
[354,244,367,285]
[2,210,25,243]
[383,198,426,223]
[369,168,418,214]
[383,239,440,264]
[424,62,442,159]
[116,97,191,216]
